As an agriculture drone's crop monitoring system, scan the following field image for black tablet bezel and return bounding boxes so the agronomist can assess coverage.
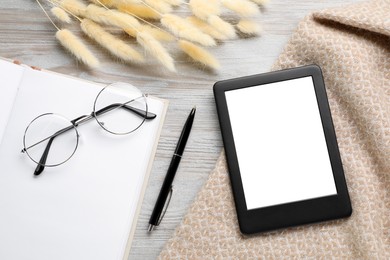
[213,65,352,234]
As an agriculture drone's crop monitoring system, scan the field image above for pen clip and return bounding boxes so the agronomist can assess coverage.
[157,186,173,226]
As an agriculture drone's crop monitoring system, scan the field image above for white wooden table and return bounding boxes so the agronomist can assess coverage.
[0,0,358,258]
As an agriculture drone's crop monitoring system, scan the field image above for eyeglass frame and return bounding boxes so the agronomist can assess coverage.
[21,83,156,176]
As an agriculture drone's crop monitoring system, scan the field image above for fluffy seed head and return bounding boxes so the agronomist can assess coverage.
[221,0,260,17]
[59,0,87,17]
[250,0,269,5]
[178,40,220,70]
[137,32,175,72]
[118,4,161,19]
[51,7,71,23]
[161,14,216,46]
[88,0,128,7]
[162,0,183,6]
[140,25,175,41]
[189,0,221,20]
[56,29,100,67]
[187,16,228,40]
[237,19,262,35]
[80,19,144,63]
[207,15,236,39]
[144,0,172,13]
[85,4,140,30]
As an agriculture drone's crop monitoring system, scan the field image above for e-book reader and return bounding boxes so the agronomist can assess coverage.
[213,65,352,234]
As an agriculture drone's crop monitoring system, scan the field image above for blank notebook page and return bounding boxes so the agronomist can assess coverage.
[0,59,24,144]
[0,67,164,260]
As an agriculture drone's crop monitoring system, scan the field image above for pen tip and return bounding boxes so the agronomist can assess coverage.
[148,224,155,232]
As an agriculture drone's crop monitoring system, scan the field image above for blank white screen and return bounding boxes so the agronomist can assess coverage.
[225,76,337,210]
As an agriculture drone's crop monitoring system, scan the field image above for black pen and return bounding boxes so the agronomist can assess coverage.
[148,107,196,232]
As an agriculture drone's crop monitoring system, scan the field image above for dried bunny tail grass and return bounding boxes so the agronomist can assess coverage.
[88,0,123,7]
[124,28,137,38]
[117,4,161,19]
[136,32,175,72]
[189,0,220,20]
[59,0,87,17]
[161,14,216,46]
[85,4,140,30]
[51,7,71,23]
[207,15,236,39]
[56,29,100,67]
[80,19,144,63]
[221,0,259,17]
[161,0,182,6]
[140,25,175,41]
[144,0,172,13]
[178,40,220,70]
[237,19,262,35]
[187,16,228,40]
[88,0,109,6]
[250,0,269,5]
[125,25,174,41]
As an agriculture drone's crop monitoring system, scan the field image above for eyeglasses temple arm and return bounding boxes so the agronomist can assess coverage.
[34,137,55,175]
[94,103,156,119]
[33,123,78,176]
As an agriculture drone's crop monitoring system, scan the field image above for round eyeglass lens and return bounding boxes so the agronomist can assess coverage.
[23,113,79,167]
[93,82,148,135]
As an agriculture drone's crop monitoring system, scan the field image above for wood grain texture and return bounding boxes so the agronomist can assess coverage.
[0,0,359,259]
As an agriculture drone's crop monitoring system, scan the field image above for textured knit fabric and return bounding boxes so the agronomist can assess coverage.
[159,0,390,258]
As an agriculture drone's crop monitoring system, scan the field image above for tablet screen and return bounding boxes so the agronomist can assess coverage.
[225,76,337,210]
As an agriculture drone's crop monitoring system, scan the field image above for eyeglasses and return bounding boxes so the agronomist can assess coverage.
[21,82,156,176]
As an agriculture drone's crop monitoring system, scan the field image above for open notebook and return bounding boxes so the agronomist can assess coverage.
[0,58,168,260]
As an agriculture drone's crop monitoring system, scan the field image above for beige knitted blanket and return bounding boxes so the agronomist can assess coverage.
[159,0,390,258]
